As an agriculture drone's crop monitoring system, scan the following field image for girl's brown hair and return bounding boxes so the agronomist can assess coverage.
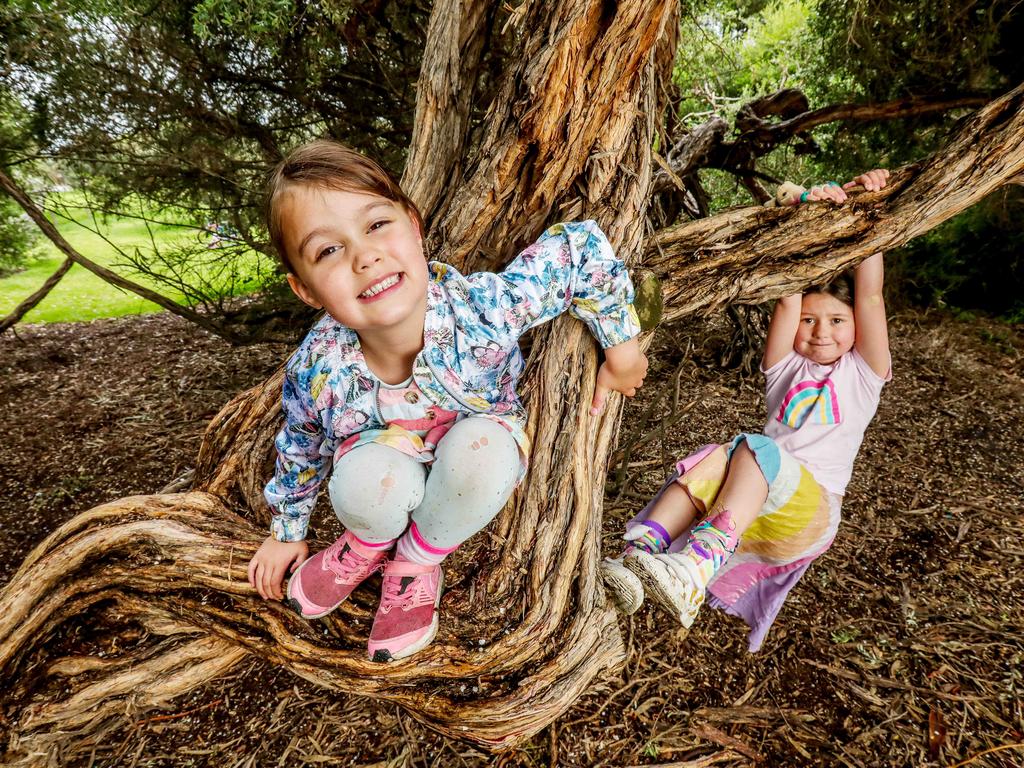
[805,270,854,307]
[265,140,423,272]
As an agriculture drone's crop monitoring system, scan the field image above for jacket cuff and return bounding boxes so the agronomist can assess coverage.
[270,514,309,543]
[590,304,642,349]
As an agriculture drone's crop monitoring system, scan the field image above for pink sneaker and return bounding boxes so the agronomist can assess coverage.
[286,532,388,619]
[367,559,443,662]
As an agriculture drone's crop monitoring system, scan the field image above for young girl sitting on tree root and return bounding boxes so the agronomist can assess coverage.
[247,140,648,662]
[602,169,891,652]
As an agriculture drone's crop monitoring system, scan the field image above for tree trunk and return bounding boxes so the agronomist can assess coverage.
[1,0,1022,759]
[1,0,680,759]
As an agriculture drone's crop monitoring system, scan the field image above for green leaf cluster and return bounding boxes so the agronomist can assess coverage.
[675,0,817,128]
[1,0,427,314]
[0,86,40,274]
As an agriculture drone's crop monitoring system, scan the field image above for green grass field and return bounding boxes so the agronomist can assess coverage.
[0,199,273,324]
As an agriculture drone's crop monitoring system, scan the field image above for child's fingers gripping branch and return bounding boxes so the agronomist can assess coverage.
[591,337,648,415]
[843,168,890,192]
[800,168,889,205]
[803,182,848,204]
[248,536,309,600]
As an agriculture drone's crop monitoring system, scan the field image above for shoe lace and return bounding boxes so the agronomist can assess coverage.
[323,539,378,585]
[380,572,435,613]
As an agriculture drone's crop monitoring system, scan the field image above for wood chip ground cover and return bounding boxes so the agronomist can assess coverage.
[0,311,1021,767]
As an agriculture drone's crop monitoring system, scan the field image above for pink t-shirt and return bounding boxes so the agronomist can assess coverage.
[762,349,890,496]
[335,377,460,462]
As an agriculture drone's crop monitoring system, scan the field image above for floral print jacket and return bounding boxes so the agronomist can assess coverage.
[264,220,641,541]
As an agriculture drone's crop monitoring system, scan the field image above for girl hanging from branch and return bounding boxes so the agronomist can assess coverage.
[603,169,892,651]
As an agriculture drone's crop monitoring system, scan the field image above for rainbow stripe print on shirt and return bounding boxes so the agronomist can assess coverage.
[777,378,842,428]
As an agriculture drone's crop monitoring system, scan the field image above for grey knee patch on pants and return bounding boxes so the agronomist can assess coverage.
[412,417,521,550]
[329,443,426,542]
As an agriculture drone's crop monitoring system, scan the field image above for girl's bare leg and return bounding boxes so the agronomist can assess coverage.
[704,440,769,541]
[624,439,771,627]
[602,472,702,613]
[631,441,768,550]
[640,483,702,540]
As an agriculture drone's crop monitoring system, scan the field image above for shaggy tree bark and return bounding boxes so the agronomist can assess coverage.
[401,0,494,224]
[0,0,1021,759]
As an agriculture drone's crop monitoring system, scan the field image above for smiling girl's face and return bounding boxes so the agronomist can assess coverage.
[794,291,856,365]
[280,185,429,337]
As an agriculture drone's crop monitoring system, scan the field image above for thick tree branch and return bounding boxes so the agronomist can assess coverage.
[427,0,678,271]
[647,83,1024,321]
[655,91,993,195]
[743,93,993,149]
[652,116,728,194]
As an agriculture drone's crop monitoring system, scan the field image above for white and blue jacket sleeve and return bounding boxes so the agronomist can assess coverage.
[263,350,334,542]
[444,220,641,349]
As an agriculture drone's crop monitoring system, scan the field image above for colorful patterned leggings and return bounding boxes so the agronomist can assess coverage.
[327,417,520,550]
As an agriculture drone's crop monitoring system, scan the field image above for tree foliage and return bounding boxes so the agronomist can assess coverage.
[811,0,1022,102]
[0,0,433,317]
[893,186,1024,320]
[0,88,39,274]
[1,0,1021,326]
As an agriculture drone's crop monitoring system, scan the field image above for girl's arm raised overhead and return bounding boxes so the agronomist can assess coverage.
[853,252,891,378]
[762,293,802,370]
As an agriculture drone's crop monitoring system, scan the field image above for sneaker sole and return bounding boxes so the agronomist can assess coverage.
[370,569,445,663]
[624,551,703,628]
[600,558,644,615]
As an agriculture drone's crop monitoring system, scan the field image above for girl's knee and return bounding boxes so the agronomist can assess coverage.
[429,423,518,501]
[329,447,425,536]
[439,418,519,464]
[730,434,781,486]
[732,441,757,464]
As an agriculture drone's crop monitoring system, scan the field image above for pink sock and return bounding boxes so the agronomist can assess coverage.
[395,522,459,566]
[349,532,396,551]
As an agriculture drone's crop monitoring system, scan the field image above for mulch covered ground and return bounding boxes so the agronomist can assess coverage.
[0,310,1021,767]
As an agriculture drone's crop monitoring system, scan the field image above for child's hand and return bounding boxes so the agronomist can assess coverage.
[247,536,309,600]
[802,181,849,204]
[844,168,889,192]
[591,338,648,415]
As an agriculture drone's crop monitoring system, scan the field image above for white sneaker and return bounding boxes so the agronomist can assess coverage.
[600,556,644,615]
[624,549,706,628]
